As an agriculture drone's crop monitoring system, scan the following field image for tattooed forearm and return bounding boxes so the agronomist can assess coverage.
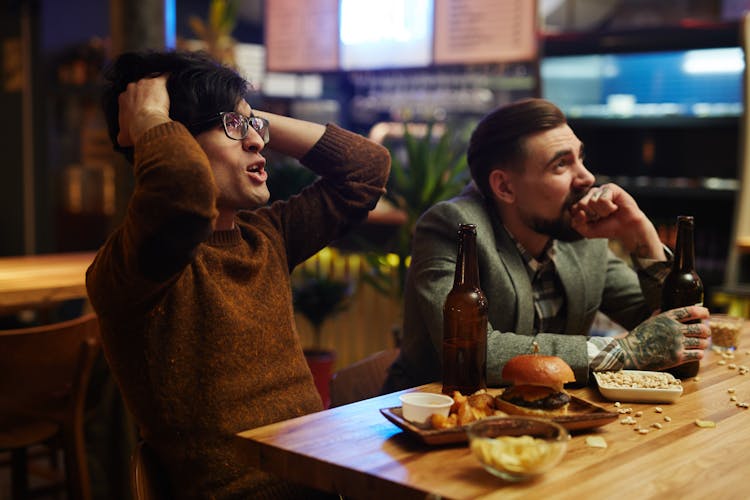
[617,316,682,370]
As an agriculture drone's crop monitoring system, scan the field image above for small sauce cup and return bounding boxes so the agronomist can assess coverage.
[399,392,454,425]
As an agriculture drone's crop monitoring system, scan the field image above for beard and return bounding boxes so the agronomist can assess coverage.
[525,187,589,242]
[530,214,582,242]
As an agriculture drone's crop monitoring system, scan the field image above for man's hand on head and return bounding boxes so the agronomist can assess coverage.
[117,74,171,147]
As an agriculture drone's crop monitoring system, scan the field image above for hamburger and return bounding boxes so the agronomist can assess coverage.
[496,354,576,417]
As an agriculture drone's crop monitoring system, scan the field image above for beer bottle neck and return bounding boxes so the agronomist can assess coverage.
[454,227,480,287]
[673,218,696,272]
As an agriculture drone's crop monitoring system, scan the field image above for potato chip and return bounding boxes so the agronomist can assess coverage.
[694,419,716,428]
[585,436,608,448]
[470,435,557,473]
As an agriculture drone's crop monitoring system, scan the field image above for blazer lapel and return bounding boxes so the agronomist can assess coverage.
[491,218,535,334]
[555,243,587,333]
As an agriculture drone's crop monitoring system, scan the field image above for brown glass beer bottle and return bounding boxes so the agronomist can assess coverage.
[442,224,488,395]
[661,215,703,379]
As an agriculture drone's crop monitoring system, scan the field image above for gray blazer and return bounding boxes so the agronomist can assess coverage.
[384,185,662,392]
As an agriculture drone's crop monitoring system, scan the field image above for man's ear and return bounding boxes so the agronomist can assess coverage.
[489,169,515,203]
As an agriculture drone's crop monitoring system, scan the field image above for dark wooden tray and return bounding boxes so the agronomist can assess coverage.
[380,396,618,445]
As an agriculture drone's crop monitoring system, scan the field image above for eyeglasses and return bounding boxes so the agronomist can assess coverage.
[195,111,270,144]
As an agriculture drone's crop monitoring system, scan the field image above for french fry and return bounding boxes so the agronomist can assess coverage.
[428,390,507,429]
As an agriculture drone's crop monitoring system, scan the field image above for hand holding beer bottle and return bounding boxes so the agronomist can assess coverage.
[615,215,710,375]
[661,215,704,378]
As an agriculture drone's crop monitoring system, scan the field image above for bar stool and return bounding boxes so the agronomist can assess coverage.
[0,313,100,500]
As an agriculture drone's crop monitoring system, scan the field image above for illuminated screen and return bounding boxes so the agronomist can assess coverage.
[541,48,744,118]
[339,0,434,70]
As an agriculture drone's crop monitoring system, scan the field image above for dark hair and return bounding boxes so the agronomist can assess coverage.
[467,98,567,200]
[102,50,249,163]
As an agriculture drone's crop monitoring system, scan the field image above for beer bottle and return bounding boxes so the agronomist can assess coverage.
[442,224,488,395]
[661,215,703,379]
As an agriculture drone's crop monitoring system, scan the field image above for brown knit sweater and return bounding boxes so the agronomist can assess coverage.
[86,121,389,499]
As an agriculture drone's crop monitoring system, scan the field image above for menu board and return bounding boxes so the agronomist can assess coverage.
[433,0,537,65]
[264,0,538,72]
[265,0,339,72]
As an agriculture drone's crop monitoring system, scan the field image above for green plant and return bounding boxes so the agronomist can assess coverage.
[361,121,471,300]
[292,269,354,350]
[189,0,239,66]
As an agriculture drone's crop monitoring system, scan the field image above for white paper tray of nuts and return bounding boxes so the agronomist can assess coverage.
[593,370,683,403]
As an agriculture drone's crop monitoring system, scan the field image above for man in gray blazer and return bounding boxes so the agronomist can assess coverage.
[384,98,710,391]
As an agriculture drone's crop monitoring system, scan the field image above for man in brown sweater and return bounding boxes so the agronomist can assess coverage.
[86,51,390,499]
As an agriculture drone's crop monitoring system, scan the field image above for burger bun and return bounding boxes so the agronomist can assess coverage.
[502,354,576,392]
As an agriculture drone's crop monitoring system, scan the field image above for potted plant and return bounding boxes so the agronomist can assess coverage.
[292,268,354,407]
[360,121,471,331]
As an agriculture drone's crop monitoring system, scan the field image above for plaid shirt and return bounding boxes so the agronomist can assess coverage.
[507,229,668,371]
[513,237,567,335]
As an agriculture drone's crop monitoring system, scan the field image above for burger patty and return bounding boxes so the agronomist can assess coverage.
[500,385,571,410]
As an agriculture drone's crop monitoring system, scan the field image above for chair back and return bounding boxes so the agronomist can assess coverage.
[0,313,100,419]
[131,441,171,500]
[0,312,101,500]
[330,348,400,407]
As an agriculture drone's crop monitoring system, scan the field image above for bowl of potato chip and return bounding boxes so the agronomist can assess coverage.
[467,416,569,481]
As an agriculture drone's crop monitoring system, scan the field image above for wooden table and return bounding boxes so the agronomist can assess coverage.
[0,251,96,315]
[237,327,750,499]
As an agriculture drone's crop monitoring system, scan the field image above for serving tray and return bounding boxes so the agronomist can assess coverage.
[380,396,618,445]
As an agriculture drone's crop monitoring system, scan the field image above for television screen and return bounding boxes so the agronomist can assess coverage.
[541,47,744,119]
[339,0,434,70]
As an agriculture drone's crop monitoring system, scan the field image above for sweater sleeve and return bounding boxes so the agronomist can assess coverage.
[244,124,390,269]
[87,122,217,307]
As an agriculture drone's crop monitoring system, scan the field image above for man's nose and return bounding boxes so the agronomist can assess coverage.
[574,161,595,188]
[242,131,264,152]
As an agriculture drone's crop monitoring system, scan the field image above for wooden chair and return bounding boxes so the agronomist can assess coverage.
[130,440,171,500]
[0,312,100,500]
[329,348,400,407]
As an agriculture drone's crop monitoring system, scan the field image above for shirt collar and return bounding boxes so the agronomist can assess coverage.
[503,226,557,273]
